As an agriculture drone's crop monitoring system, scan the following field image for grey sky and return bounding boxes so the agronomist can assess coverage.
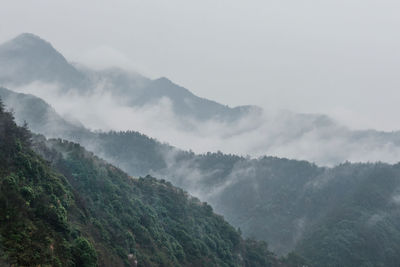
[1,0,399,130]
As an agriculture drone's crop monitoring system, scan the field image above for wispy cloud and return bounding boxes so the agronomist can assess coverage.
[9,80,400,166]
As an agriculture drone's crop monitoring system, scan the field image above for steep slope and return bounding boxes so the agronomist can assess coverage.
[0,100,94,266]
[0,100,296,266]
[0,87,87,139]
[0,33,87,88]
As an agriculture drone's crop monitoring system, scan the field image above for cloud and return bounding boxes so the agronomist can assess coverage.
[2,0,400,132]
[9,80,400,167]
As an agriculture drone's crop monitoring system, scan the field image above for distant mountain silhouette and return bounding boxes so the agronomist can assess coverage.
[0,33,87,88]
[0,33,258,122]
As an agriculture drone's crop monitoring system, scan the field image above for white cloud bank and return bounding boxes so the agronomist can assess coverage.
[10,81,400,166]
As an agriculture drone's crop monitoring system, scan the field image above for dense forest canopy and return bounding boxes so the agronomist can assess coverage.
[0,99,305,266]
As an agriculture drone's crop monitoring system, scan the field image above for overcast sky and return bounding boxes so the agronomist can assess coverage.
[1,0,399,131]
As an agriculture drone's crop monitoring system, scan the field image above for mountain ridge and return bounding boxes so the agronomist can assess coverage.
[0,33,87,88]
[0,33,257,122]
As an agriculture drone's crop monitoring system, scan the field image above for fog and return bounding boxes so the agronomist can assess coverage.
[11,80,400,166]
[1,0,400,131]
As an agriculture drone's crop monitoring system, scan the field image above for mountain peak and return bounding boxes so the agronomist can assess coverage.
[14,32,43,41]
[5,33,54,51]
[0,33,86,87]
[0,33,61,60]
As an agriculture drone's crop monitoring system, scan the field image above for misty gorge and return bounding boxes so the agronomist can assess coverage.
[1,2,400,267]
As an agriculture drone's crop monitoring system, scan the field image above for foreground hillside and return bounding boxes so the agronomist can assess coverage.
[100,134,400,267]
[0,100,303,266]
[3,88,400,266]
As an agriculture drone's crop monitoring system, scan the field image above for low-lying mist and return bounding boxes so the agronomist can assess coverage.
[10,80,400,166]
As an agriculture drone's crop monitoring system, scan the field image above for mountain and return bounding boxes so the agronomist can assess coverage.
[132,77,257,121]
[0,33,256,122]
[0,87,87,139]
[0,98,302,266]
[3,34,400,166]
[0,33,87,88]
[3,88,400,266]
[86,132,400,267]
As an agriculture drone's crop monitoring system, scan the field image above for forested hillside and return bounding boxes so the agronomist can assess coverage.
[102,136,400,267]
[3,88,400,266]
[0,100,302,266]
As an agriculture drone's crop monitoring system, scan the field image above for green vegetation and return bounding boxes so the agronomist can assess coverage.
[0,100,292,266]
[296,163,400,267]
[87,130,400,267]
[0,100,95,266]
[4,88,400,266]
